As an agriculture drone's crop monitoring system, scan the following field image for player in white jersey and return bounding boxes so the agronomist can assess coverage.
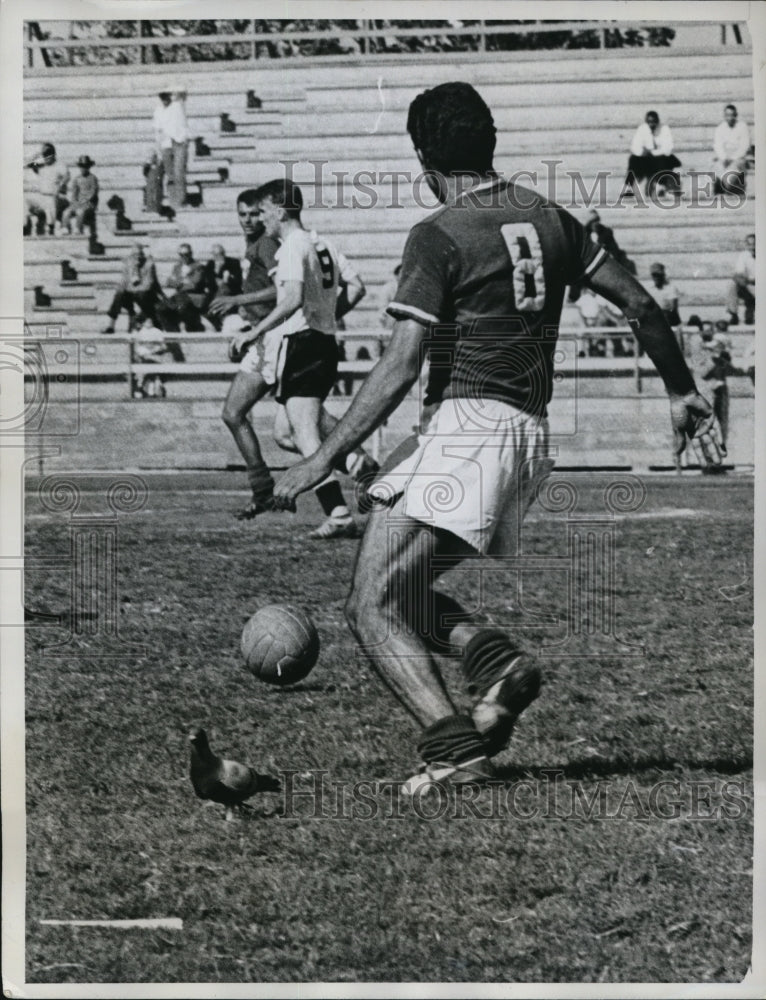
[230,179,361,538]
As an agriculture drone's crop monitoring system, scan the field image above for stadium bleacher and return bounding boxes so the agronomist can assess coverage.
[22,36,755,471]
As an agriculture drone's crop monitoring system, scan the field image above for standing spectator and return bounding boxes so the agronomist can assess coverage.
[61,155,99,236]
[143,148,164,215]
[713,104,750,196]
[153,90,172,203]
[101,243,163,333]
[204,244,243,330]
[726,233,755,326]
[621,111,682,198]
[163,88,191,209]
[24,142,70,236]
[700,327,737,457]
[160,243,207,332]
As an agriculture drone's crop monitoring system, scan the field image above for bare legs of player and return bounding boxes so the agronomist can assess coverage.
[221,370,275,513]
[274,404,373,481]
[344,501,478,726]
[283,397,356,536]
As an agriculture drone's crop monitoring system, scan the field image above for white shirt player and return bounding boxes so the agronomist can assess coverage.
[271,228,352,338]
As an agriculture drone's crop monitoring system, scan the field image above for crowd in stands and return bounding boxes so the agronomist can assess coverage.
[24,90,756,402]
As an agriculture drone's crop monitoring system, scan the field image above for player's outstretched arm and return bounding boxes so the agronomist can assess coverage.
[274,318,425,505]
[588,256,712,458]
[209,285,276,317]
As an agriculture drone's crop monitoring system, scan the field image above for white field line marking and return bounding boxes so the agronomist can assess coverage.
[40,918,183,929]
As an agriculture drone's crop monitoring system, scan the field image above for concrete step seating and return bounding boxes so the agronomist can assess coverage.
[24,44,754,380]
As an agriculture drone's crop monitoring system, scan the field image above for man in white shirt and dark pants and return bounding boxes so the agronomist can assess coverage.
[621,110,682,198]
[726,234,755,326]
[153,86,190,209]
[713,104,750,196]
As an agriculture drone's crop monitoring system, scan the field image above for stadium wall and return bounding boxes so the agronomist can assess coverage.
[27,393,753,476]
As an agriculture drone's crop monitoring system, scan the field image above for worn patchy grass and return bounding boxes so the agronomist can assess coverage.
[23,473,753,984]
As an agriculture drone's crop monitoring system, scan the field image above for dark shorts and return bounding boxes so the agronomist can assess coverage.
[275,329,339,404]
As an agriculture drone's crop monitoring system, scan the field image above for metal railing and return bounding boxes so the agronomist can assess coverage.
[22,19,723,69]
[24,325,756,401]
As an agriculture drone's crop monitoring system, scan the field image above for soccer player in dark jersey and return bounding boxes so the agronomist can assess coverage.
[275,83,714,790]
[214,189,281,520]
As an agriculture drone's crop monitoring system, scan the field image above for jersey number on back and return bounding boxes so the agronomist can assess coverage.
[500,223,546,311]
[315,247,335,290]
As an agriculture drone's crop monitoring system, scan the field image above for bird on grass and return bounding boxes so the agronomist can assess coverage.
[189,728,280,821]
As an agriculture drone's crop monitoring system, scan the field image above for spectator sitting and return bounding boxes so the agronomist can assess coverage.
[644,262,681,326]
[574,286,625,357]
[204,244,243,330]
[569,210,636,305]
[61,155,99,237]
[621,110,682,198]
[713,104,750,196]
[132,319,171,398]
[24,142,70,236]
[726,233,755,326]
[584,210,635,274]
[159,243,207,333]
[102,243,163,334]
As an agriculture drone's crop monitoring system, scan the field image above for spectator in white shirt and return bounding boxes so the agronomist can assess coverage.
[621,110,682,198]
[726,233,755,326]
[644,263,681,327]
[154,87,190,209]
[152,91,172,203]
[713,104,750,196]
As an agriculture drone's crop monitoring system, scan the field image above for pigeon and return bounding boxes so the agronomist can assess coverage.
[189,728,280,820]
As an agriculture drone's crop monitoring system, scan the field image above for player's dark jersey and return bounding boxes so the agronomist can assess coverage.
[387,178,609,417]
[242,233,280,324]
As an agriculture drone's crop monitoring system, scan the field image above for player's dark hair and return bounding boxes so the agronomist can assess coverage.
[237,188,260,207]
[725,103,737,114]
[253,178,303,218]
[406,82,496,175]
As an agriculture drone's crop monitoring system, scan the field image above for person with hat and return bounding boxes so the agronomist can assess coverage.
[61,155,99,237]
[153,86,191,209]
[24,142,70,236]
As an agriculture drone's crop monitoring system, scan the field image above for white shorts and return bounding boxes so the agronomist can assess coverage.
[368,397,554,555]
[228,314,282,385]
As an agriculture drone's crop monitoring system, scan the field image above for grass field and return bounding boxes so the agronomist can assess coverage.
[22,471,753,985]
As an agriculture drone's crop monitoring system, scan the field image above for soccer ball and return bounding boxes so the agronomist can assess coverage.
[241,604,319,686]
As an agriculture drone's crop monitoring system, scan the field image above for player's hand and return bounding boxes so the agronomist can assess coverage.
[209,295,235,316]
[228,328,256,363]
[670,390,714,459]
[273,454,333,510]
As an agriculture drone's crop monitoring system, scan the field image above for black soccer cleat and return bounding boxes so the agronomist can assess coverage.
[471,659,541,758]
